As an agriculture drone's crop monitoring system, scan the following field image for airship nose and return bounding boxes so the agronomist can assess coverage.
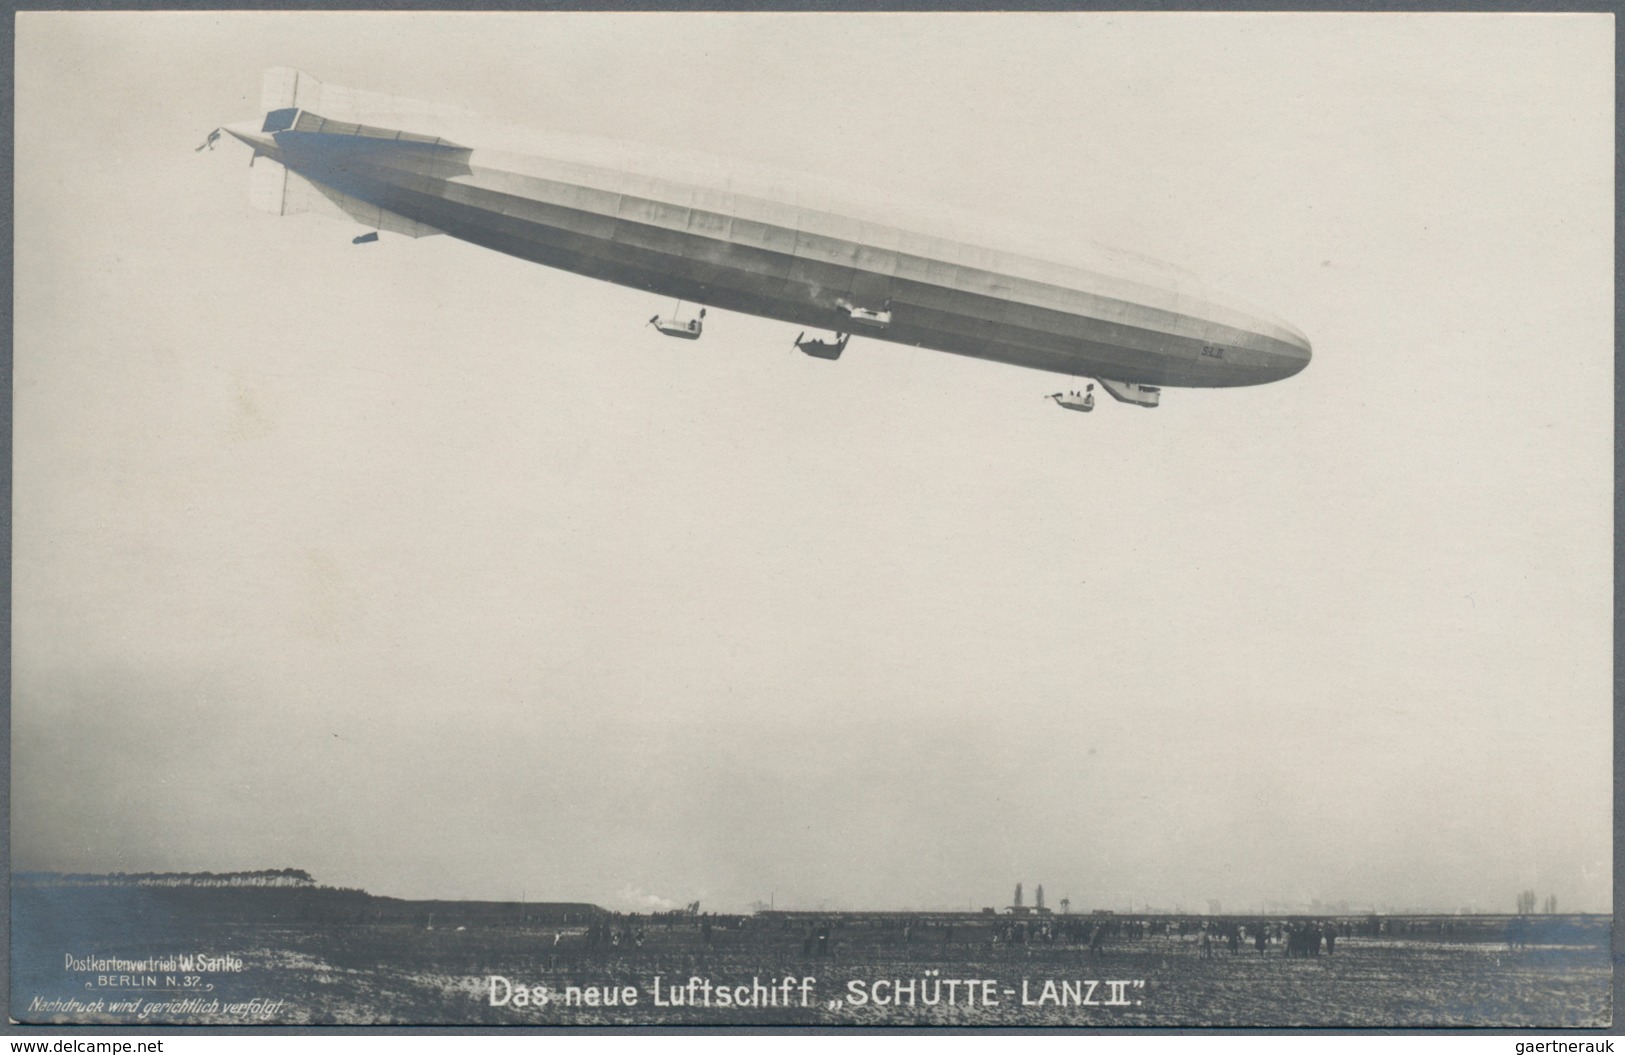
[1280,324,1312,377]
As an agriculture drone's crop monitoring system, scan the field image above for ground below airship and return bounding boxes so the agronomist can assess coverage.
[216,68,1311,411]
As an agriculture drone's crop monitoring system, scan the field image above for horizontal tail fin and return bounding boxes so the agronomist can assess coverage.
[247,155,442,238]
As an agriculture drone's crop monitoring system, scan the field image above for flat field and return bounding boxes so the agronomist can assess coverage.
[12,901,1610,1028]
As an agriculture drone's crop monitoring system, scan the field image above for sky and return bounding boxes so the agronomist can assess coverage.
[11,12,1613,914]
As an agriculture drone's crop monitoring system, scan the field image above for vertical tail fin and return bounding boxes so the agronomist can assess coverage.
[258,67,478,135]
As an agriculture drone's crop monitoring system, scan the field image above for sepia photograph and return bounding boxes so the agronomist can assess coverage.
[9,10,1614,1029]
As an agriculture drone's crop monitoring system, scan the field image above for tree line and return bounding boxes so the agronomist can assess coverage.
[1514,889,1558,914]
[17,868,317,888]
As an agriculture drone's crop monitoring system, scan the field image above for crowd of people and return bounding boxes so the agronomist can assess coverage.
[982,915,1359,958]
[534,908,1550,961]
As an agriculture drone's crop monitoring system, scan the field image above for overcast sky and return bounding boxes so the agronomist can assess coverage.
[12,12,1612,914]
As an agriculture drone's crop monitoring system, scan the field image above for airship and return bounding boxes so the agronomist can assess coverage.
[218,68,1310,411]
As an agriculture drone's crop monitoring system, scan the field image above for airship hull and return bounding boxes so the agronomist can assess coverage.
[237,111,1311,389]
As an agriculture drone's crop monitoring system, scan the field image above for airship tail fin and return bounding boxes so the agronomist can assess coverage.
[248,155,443,238]
[245,68,451,237]
[260,67,478,138]
[260,67,322,113]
